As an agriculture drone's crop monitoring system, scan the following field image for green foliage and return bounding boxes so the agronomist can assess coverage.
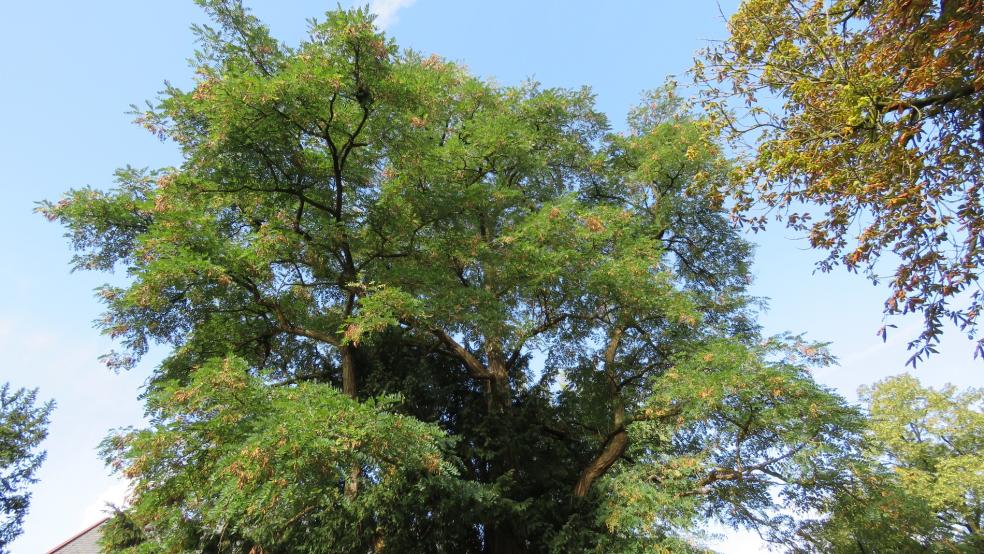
[0,384,53,550]
[579,336,859,547]
[42,2,865,552]
[100,356,474,553]
[796,375,984,552]
[696,0,984,363]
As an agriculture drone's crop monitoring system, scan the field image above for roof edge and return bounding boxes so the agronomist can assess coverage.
[46,516,110,554]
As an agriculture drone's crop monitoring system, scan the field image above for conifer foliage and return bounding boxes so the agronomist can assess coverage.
[0,385,53,551]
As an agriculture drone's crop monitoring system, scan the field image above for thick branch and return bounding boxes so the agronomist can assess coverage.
[573,326,626,497]
[880,82,979,113]
[573,429,628,498]
[431,329,492,379]
[231,274,341,347]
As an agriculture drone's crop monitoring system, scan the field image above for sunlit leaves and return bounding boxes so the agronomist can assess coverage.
[697,0,984,364]
[102,356,460,553]
[798,375,984,552]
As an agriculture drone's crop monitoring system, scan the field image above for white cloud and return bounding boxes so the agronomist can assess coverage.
[369,0,417,29]
[81,480,130,525]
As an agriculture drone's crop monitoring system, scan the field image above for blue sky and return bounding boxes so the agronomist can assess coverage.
[1,2,981,552]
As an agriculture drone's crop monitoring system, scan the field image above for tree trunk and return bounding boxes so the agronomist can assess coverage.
[341,343,358,398]
[486,346,511,414]
[573,430,628,497]
[485,345,527,552]
[341,343,360,499]
[573,326,626,498]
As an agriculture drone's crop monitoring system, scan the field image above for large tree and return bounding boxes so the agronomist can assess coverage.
[695,0,984,364]
[0,384,53,551]
[796,375,984,552]
[45,2,860,552]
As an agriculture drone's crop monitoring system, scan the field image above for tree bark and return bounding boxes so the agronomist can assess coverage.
[486,346,512,415]
[573,429,628,498]
[341,343,358,398]
[341,343,360,499]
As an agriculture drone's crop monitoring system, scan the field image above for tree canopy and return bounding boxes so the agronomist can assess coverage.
[797,375,984,552]
[42,2,874,552]
[695,0,984,364]
[0,384,53,551]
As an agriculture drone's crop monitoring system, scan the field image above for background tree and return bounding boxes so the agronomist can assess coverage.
[695,0,984,364]
[0,384,53,550]
[44,2,862,551]
[796,375,984,552]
